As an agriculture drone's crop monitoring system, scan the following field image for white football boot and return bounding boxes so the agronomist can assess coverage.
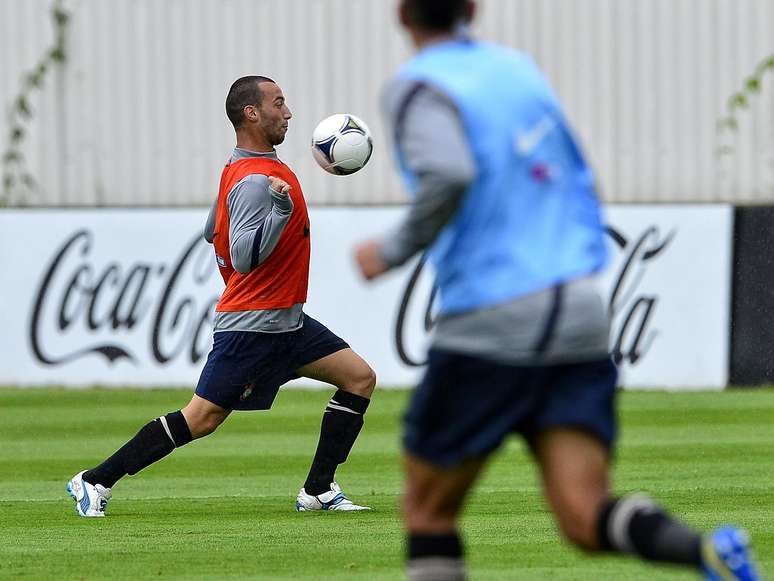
[66,470,112,517]
[295,482,371,512]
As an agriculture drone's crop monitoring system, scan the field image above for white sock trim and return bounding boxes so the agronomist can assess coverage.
[407,557,466,581]
[158,415,177,447]
[327,402,360,415]
[609,494,657,554]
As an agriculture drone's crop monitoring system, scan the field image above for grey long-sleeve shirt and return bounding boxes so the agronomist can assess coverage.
[381,77,610,364]
[204,148,304,333]
[226,173,293,272]
[379,84,475,267]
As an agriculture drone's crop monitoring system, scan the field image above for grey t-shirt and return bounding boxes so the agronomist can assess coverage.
[204,148,304,333]
[381,78,610,364]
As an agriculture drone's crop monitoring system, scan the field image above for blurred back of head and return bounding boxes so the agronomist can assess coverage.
[400,0,472,32]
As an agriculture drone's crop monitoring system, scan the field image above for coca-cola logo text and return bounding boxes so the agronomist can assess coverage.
[29,230,218,366]
[394,225,676,367]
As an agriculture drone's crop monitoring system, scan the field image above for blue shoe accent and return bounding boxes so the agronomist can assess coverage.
[79,483,91,515]
[66,481,79,516]
[296,483,370,511]
[321,493,346,510]
[703,526,761,581]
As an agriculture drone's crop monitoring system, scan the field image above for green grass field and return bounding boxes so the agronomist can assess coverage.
[1,387,772,580]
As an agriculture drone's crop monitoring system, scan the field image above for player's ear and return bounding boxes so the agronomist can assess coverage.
[243,104,259,124]
[465,1,476,23]
[398,0,410,29]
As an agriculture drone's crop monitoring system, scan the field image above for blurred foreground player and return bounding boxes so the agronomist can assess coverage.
[354,1,761,579]
[68,76,375,516]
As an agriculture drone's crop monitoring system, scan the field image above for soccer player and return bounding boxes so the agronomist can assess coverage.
[68,76,375,516]
[354,1,761,579]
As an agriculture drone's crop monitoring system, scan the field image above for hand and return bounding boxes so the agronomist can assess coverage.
[268,176,291,195]
[354,240,390,280]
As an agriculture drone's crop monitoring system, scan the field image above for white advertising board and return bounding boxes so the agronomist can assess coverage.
[0,206,732,389]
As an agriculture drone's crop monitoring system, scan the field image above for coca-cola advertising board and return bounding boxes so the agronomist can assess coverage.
[0,206,732,389]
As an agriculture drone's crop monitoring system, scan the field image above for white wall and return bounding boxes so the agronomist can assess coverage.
[1,0,773,206]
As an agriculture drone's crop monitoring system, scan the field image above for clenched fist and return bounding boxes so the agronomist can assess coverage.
[354,239,390,280]
[268,176,291,195]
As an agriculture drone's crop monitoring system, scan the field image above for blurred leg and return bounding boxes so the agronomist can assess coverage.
[404,452,487,581]
[534,427,703,567]
[534,427,610,549]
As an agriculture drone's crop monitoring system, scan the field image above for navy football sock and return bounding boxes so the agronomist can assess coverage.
[407,532,466,581]
[597,495,702,567]
[83,411,192,488]
[304,390,370,496]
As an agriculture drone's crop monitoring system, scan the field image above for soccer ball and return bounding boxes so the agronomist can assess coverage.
[311,114,373,175]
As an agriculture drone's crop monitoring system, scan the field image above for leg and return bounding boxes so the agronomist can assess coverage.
[297,348,376,496]
[69,331,263,517]
[533,427,611,550]
[404,453,485,533]
[404,453,486,581]
[297,347,376,398]
[534,427,703,565]
[400,350,534,580]
[83,395,229,489]
[530,359,761,579]
[181,395,231,439]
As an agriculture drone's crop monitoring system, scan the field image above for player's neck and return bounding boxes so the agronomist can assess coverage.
[235,130,274,154]
[411,29,457,51]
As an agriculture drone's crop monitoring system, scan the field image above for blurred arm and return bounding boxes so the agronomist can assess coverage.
[380,83,476,268]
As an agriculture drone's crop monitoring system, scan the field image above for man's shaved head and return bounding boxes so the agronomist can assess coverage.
[225,75,276,129]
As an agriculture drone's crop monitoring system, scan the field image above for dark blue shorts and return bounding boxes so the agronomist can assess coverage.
[404,350,618,467]
[195,315,349,411]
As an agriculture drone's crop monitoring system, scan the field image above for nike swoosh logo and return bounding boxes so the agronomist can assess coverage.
[515,116,557,155]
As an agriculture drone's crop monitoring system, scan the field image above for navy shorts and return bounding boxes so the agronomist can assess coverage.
[195,315,349,411]
[404,349,618,467]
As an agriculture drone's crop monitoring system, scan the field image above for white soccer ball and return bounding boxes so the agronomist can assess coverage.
[311,114,373,175]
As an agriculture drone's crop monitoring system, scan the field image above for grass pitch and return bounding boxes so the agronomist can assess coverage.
[1,387,772,580]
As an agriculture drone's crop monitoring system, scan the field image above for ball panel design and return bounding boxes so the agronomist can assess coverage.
[311,114,373,175]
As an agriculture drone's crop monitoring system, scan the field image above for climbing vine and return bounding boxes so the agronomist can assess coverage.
[1,0,70,206]
[717,53,774,156]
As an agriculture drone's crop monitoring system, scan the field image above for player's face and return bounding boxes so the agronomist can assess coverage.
[257,82,292,146]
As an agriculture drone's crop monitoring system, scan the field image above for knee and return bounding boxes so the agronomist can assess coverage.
[193,417,222,439]
[403,494,455,534]
[184,410,227,439]
[362,367,377,395]
[553,502,601,551]
[343,365,377,398]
